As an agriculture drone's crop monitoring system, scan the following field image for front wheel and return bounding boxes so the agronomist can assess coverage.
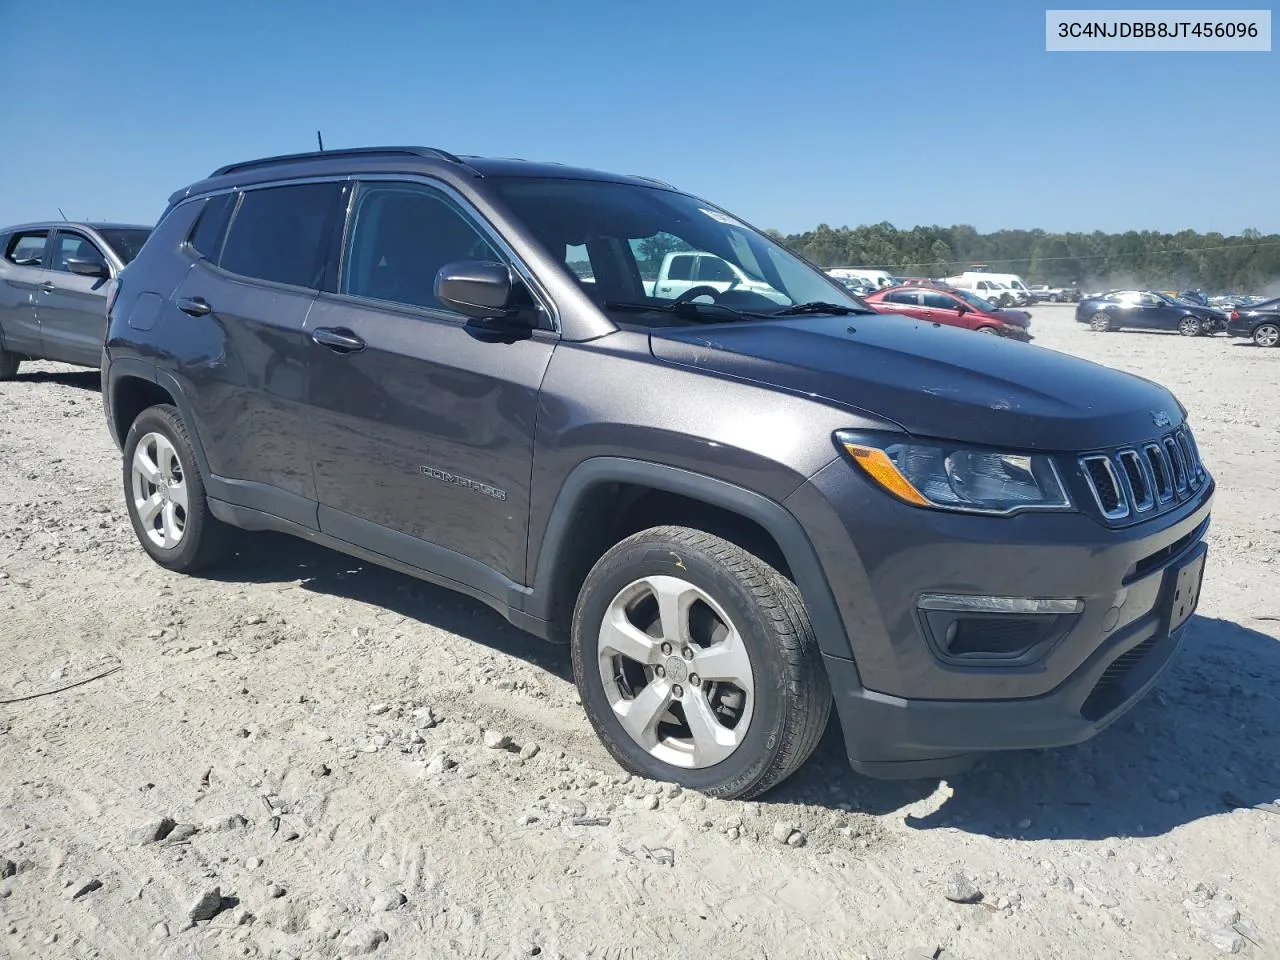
[571,526,830,800]
[1089,312,1112,332]
[1254,323,1280,348]
[1178,316,1202,337]
[123,404,235,572]
[977,326,1001,335]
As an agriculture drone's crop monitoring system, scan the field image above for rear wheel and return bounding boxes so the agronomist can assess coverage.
[978,326,1000,335]
[123,404,235,572]
[1254,323,1280,348]
[1089,312,1112,332]
[1178,316,1202,337]
[571,526,830,800]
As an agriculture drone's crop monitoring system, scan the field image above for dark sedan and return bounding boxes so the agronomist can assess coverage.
[1226,297,1280,347]
[1075,290,1225,337]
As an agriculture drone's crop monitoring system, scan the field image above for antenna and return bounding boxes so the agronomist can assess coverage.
[58,208,69,221]
[316,130,325,152]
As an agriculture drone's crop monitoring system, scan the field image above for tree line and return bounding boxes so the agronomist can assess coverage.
[763,223,1280,294]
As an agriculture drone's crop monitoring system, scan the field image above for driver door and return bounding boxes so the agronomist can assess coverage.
[37,229,114,366]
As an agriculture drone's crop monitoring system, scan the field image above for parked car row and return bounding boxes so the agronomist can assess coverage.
[0,144,1219,799]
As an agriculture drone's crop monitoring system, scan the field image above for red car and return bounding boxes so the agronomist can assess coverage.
[863,285,1032,341]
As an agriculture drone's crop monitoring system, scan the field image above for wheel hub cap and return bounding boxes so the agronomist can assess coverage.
[664,656,688,684]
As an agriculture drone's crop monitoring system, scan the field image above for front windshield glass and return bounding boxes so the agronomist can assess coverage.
[98,228,151,265]
[953,289,997,311]
[491,177,862,324]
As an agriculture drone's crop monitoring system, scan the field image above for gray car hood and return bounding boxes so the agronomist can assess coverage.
[649,312,1183,451]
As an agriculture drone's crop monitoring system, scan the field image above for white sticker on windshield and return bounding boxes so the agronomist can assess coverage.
[698,207,745,228]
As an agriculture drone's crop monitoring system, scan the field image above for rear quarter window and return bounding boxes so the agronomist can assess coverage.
[187,193,236,262]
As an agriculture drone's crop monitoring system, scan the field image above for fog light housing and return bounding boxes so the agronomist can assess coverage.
[918,594,1083,664]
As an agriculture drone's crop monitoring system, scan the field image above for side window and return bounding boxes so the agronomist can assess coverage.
[188,193,236,262]
[341,182,501,313]
[565,243,594,281]
[4,230,49,266]
[921,291,957,309]
[219,182,341,288]
[666,255,695,281]
[50,232,106,273]
[1139,293,1162,306]
[695,256,736,283]
[884,290,918,305]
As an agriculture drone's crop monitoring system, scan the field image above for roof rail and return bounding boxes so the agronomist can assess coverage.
[210,146,465,178]
[630,174,675,189]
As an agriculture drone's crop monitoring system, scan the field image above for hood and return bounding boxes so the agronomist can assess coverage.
[649,313,1182,451]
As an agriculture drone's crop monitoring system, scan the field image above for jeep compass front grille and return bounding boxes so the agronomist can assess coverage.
[1079,428,1205,523]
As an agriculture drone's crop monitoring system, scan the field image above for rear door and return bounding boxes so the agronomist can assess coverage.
[653,253,698,300]
[0,229,50,356]
[877,288,923,319]
[37,229,113,366]
[154,182,345,528]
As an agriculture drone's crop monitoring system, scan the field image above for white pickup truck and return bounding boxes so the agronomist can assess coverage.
[644,251,790,305]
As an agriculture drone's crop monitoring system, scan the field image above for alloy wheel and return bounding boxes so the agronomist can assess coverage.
[597,575,754,769]
[1254,323,1279,348]
[130,432,188,549]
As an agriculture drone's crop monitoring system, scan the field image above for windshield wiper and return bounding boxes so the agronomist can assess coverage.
[602,300,763,323]
[770,301,867,317]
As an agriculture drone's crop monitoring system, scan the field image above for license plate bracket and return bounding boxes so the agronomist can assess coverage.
[1169,548,1206,631]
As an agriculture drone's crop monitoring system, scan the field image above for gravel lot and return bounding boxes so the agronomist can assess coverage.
[1,304,1278,960]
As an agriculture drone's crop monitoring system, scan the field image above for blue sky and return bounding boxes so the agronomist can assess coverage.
[0,0,1274,234]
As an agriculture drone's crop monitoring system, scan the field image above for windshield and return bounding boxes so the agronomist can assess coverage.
[953,288,998,312]
[491,178,861,324]
[98,228,151,264]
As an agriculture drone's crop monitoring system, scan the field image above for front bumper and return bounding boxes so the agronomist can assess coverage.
[785,457,1213,777]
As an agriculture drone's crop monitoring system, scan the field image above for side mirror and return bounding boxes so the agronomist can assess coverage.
[435,260,523,321]
[66,257,109,279]
[955,303,968,315]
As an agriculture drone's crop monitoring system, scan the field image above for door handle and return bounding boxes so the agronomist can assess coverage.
[176,296,211,317]
[39,281,55,293]
[311,327,366,353]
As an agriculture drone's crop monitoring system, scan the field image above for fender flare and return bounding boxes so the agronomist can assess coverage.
[105,360,213,477]
[526,457,856,664]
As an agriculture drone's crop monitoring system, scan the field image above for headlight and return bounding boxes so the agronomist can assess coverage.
[836,432,1072,515]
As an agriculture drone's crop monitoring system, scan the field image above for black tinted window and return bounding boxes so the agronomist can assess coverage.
[341,182,500,312]
[921,291,958,309]
[5,230,48,266]
[98,228,151,264]
[51,232,106,273]
[884,290,918,305]
[667,255,694,281]
[220,183,340,288]
[189,194,235,262]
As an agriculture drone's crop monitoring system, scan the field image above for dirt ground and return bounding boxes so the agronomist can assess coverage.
[1,304,1278,960]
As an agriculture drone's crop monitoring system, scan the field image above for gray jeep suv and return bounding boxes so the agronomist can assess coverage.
[102,147,1213,798]
[0,221,151,375]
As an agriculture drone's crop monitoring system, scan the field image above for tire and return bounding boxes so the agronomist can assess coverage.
[1252,323,1279,348]
[978,326,1001,335]
[571,525,830,800]
[1089,311,1112,332]
[0,343,19,380]
[1050,294,1061,302]
[122,404,235,572]
[1178,316,1202,337]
